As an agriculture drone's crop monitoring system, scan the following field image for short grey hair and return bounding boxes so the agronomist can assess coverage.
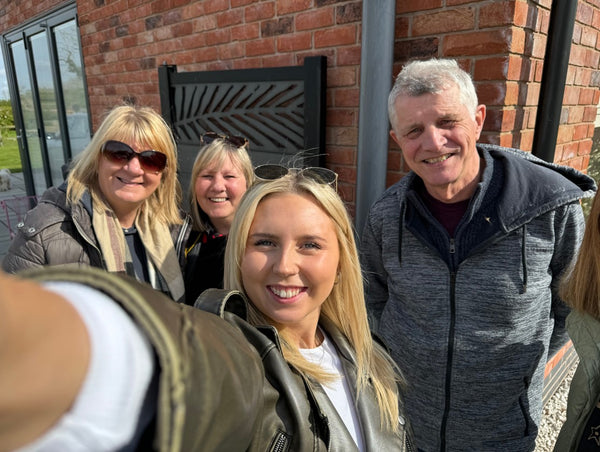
[388,58,479,129]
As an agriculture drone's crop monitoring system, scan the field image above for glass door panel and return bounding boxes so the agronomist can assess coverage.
[54,20,90,158]
[3,5,90,196]
[30,31,64,187]
[11,39,46,195]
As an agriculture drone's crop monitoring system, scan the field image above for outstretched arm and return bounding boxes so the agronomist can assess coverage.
[0,272,90,451]
[0,266,265,452]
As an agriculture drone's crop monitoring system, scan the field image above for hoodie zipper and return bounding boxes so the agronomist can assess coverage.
[439,271,457,451]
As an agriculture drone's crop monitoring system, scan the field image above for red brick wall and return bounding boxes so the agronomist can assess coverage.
[75,0,363,208]
[2,0,599,208]
[391,0,600,184]
[0,0,65,31]
[0,0,363,209]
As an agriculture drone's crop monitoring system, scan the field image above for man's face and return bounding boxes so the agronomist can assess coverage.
[390,84,486,202]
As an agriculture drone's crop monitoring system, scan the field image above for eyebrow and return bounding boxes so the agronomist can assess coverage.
[248,232,326,242]
[402,113,459,131]
[248,232,276,239]
[439,113,460,121]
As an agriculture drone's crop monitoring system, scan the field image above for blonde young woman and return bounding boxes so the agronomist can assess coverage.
[184,132,253,304]
[2,105,187,303]
[554,191,600,452]
[195,166,414,451]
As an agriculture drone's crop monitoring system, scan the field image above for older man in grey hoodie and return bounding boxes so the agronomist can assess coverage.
[361,58,596,452]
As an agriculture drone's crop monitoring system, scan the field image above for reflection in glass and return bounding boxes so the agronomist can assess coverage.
[31,31,65,187]
[55,20,90,158]
[0,47,8,100]
[11,39,47,195]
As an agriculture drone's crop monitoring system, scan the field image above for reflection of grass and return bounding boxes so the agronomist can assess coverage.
[0,129,22,172]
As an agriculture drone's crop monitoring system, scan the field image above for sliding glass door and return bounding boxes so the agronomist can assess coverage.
[2,5,90,196]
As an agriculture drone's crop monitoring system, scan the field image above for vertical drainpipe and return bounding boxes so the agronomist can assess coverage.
[354,1,396,235]
[532,0,578,162]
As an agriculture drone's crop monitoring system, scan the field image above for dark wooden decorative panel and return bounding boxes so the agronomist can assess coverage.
[158,56,327,194]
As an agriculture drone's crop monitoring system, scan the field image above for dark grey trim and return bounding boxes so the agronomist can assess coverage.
[355,1,395,234]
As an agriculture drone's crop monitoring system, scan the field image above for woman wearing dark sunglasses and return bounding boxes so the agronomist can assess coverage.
[183,132,253,304]
[2,105,188,303]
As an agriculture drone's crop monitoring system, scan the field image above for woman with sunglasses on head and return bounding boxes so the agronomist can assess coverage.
[194,165,415,451]
[183,132,253,304]
[2,105,188,303]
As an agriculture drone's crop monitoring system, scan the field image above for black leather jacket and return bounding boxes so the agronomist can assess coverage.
[195,288,415,452]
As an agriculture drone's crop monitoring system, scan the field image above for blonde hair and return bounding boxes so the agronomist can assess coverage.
[188,138,253,232]
[224,173,402,432]
[561,194,600,317]
[66,105,182,224]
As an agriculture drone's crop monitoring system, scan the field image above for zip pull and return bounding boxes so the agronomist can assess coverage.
[449,238,456,254]
[270,431,291,452]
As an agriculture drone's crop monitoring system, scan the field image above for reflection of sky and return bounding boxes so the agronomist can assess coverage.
[31,33,55,90]
[0,49,8,100]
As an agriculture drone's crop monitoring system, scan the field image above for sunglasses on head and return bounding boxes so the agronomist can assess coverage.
[201,131,249,149]
[254,164,338,190]
[101,140,167,173]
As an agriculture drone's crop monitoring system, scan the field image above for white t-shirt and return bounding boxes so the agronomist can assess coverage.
[300,331,365,451]
[14,282,154,452]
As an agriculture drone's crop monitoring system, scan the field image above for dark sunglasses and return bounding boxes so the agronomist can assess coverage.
[101,140,167,173]
[201,131,249,149]
[254,164,338,190]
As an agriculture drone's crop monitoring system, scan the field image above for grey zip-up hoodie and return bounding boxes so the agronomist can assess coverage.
[361,144,596,452]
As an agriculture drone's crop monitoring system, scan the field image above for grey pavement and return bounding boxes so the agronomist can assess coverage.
[0,171,28,260]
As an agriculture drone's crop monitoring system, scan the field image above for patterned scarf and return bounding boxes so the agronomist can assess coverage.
[91,192,185,302]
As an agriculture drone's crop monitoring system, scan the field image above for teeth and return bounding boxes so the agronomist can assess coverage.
[271,287,301,298]
[424,154,451,164]
[210,197,227,202]
[118,177,142,185]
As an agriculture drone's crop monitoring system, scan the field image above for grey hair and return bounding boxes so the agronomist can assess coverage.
[388,58,479,129]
